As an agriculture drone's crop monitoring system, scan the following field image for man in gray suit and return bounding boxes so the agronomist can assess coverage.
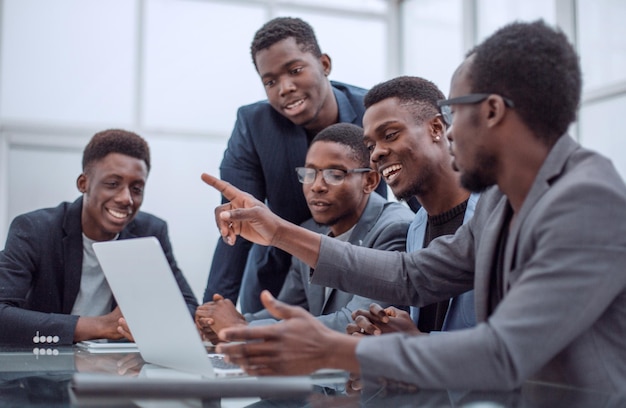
[195,123,412,341]
[202,21,626,393]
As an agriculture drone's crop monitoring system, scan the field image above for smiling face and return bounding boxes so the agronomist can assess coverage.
[303,141,376,236]
[445,58,499,193]
[78,153,148,241]
[363,97,447,201]
[255,37,336,133]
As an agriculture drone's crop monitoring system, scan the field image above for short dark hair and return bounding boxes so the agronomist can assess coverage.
[468,20,581,143]
[364,76,445,125]
[311,123,370,168]
[250,17,322,69]
[82,129,151,173]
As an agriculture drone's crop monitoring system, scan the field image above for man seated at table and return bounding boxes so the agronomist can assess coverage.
[0,129,198,346]
[195,123,412,341]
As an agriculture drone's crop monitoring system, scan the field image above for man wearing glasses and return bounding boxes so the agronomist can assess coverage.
[195,123,412,341]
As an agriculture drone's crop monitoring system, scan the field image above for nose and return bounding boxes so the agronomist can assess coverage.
[445,124,454,143]
[369,143,388,167]
[278,76,296,96]
[115,186,133,206]
[310,170,328,192]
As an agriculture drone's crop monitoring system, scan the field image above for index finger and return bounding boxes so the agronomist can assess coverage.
[201,173,240,202]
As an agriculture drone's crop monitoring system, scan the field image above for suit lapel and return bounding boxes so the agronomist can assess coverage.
[502,135,579,291]
[334,86,358,124]
[308,270,327,316]
[61,198,85,314]
[474,193,509,322]
[320,195,381,312]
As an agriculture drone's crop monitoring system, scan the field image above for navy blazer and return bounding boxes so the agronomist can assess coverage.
[205,81,387,305]
[0,197,198,346]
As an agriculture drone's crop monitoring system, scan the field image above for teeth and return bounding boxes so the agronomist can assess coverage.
[286,99,304,109]
[382,164,402,178]
[108,209,129,219]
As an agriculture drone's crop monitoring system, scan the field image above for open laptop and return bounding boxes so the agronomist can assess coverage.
[92,236,244,379]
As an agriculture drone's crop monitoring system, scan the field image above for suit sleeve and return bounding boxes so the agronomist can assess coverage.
[315,216,412,331]
[204,108,265,304]
[0,215,78,345]
[244,256,309,323]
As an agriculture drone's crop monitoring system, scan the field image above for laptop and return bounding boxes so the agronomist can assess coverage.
[92,236,244,378]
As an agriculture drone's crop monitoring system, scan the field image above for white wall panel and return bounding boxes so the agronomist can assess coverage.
[142,0,266,133]
[7,144,83,226]
[401,0,463,97]
[0,0,137,127]
[579,94,626,180]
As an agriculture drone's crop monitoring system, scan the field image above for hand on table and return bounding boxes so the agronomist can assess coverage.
[195,293,248,344]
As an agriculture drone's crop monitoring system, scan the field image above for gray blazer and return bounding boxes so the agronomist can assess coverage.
[312,135,626,392]
[247,192,413,331]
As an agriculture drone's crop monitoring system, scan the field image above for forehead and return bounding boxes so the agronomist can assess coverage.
[449,58,473,98]
[88,153,148,179]
[255,37,317,75]
[305,141,358,166]
[363,98,415,135]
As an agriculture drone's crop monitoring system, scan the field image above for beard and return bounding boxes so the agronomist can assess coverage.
[459,150,498,193]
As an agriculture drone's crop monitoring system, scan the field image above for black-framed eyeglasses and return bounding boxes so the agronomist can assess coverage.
[295,167,371,185]
[437,93,515,126]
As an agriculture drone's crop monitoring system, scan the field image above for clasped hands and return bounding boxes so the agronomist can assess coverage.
[346,303,421,336]
[195,294,248,344]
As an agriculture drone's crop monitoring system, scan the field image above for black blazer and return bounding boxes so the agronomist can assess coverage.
[0,197,198,345]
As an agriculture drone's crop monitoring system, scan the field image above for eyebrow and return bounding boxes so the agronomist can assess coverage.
[374,120,401,134]
[260,58,306,79]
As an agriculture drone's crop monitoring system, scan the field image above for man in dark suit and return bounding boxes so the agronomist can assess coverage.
[196,123,412,341]
[204,17,388,313]
[0,129,198,346]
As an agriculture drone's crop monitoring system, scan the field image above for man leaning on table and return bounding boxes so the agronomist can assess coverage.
[202,20,626,392]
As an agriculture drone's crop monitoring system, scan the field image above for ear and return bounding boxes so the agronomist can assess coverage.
[430,115,446,142]
[363,169,381,194]
[76,173,87,194]
[485,95,508,127]
[320,53,332,76]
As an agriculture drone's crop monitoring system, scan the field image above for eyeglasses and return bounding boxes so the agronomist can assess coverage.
[295,167,371,185]
[437,93,515,126]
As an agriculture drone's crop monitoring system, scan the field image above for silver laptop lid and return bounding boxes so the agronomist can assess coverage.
[93,237,216,377]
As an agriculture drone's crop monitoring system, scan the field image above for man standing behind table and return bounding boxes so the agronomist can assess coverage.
[204,16,388,313]
[204,20,626,393]
[195,123,412,341]
[0,129,198,346]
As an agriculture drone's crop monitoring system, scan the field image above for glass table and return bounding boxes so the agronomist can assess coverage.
[1,345,624,407]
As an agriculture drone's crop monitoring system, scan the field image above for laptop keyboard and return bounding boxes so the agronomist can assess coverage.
[208,354,242,370]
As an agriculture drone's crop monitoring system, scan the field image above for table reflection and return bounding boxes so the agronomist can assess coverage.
[1,346,624,408]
